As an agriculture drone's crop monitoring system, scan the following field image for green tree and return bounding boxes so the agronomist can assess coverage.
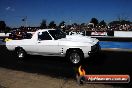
[80,23,86,30]
[109,21,120,26]
[99,20,107,27]
[48,21,56,28]
[0,21,6,32]
[40,20,47,29]
[5,26,11,34]
[72,23,78,26]
[59,21,65,28]
[109,20,131,26]
[80,23,85,26]
[120,20,131,25]
[90,18,99,27]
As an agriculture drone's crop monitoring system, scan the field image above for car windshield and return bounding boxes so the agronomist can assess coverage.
[48,29,66,40]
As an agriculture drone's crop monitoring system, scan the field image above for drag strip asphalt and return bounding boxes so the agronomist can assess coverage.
[0,40,132,87]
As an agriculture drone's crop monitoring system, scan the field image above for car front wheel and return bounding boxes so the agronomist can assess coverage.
[67,50,83,65]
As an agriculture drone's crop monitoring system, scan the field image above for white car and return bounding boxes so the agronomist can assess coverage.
[6,29,100,64]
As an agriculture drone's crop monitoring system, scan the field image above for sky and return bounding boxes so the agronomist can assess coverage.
[0,0,132,27]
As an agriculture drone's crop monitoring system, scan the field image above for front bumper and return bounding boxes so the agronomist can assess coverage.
[88,42,101,56]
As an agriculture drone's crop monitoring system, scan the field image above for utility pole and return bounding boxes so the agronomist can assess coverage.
[69,17,72,25]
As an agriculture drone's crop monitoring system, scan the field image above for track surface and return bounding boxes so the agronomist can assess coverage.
[0,44,132,87]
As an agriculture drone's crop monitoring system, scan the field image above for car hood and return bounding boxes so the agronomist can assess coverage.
[58,35,99,45]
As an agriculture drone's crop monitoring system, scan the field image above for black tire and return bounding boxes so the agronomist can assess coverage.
[15,48,26,61]
[67,50,83,65]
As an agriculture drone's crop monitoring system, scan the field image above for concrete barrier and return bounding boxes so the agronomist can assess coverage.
[0,33,10,37]
[1,31,132,37]
[114,31,132,37]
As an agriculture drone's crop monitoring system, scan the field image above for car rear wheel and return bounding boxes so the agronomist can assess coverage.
[15,48,26,61]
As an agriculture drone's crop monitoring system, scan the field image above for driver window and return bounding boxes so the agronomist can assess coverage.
[38,31,52,41]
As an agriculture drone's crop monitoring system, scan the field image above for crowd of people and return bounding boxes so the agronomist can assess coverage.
[66,24,132,32]
[12,23,132,34]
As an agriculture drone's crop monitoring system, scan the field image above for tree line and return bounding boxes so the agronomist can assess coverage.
[0,18,132,33]
[0,21,12,33]
[33,18,132,29]
[39,18,107,29]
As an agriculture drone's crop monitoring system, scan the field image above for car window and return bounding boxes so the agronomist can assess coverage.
[48,29,66,40]
[38,31,52,40]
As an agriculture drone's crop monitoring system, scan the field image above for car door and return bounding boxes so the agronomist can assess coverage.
[36,31,59,56]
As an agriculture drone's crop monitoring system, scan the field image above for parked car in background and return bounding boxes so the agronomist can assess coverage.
[9,31,32,40]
